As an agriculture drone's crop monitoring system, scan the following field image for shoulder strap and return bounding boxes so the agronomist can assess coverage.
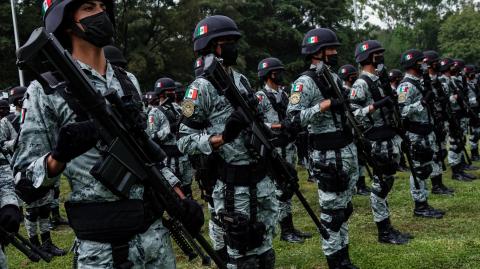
[111,65,141,102]
[301,70,332,99]
[262,90,287,120]
[359,74,382,101]
[401,77,423,95]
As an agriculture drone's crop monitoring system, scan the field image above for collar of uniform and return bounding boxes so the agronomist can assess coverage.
[342,81,351,90]
[404,73,420,81]
[264,84,279,93]
[76,60,115,87]
[360,70,379,81]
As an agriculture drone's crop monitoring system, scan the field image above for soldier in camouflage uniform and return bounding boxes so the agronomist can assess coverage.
[13,0,203,267]
[178,15,278,268]
[350,40,412,245]
[0,101,22,268]
[287,28,359,269]
[465,64,480,161]
[256,57,312,244]
[423,51,454,195]
[438,58,476,181]
[396,49,445,219]
[339,64,372,197]
[147,77,194,197]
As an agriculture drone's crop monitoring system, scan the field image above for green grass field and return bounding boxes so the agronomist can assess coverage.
[5,167,480,269]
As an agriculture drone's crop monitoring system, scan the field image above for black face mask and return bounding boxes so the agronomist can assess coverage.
[219,43,238,66]
[432,62,440,73]
[73,11,114,48]
[165,92,176,101]
[325,54,338,68]
[349,76,358,84]
[373,55,384,67]
[271,72,285,86]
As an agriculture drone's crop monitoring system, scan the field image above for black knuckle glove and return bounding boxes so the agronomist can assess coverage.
[372,96,392,109]
[0,205,21,244]
[180,199,205,235]
[51,120,99,163]
[222,110,248,143]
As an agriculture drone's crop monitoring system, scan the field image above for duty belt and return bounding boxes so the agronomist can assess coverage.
[406,121,433,136]
[309,131,353,150]
[218,162,267,186]
[364,126,396,141]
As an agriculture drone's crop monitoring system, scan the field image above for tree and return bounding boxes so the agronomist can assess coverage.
[439,8,480,63]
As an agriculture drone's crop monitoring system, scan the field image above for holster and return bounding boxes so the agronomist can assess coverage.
[220,211,265,254]
[412,143,434,163]
[313,150,349,193]
[190,153,221,206]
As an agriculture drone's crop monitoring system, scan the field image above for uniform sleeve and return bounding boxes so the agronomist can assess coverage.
[0,119,17,153]
[147,109,171,142]
[256,91,276,128]
[0,165,18,208]
[287,77,322,127]
[12,81,60,188]
[397,82,424,118]
[349,79,371,121]
[468,84,478,107]
[177,80,214,155]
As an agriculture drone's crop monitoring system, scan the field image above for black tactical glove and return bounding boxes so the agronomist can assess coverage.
[51,120,99,163]
[281,116,302,137]
[329,98,344,111]
[372,96,393,110]
[421,91,434,106]
[179,198,205,235]
[222,110,249,143]
[0,205,21,244]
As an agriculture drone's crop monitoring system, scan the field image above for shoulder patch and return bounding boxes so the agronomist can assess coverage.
[185,86,198,100]
[292,83,303,92]
[289,92,301,105]
[399,85,409,93]
[351,89,357,97]
[21,108,27,124]
[182,100,195,118]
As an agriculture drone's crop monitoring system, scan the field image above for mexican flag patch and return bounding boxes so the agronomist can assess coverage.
[360,43,369,52]
[196,25,208,37]
[262,62,268,69]
[42,0,53,16]
[292,83,303,92]
[21,108,27,124]
[308,36,318,44]
[185,87,198,100]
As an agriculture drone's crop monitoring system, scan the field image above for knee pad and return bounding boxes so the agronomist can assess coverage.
[415,165,433,180]
[25,207,40,222]
[321,208,346,233]
[257,249,275,269]
[373,176,395,199]
[233,255,258,269]
[345,202,353,222]
[38,205,51,219]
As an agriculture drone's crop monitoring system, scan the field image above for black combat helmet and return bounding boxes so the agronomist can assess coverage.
[400,49,424,69]
[0,100,10,118]
[257,57,285,79]
[388,69,403,82]
[338,64,358,81]
[423,50,440,65]
[9,86,27,106]
[154,78,176,96]
[301,28,340,55]
[464,64,476,78]
[453,59,466,72]
[439,58,454,73]
[354,40,384,64]
[103,45,127,67]
[193,15,241,53]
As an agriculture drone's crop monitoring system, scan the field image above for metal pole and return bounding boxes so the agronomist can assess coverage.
[353,0,359,30]
[10,0,25,87]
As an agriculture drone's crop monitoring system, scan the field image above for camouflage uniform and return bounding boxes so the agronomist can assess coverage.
[467,79,480,153]
[350,70,401,223]
[256,85,297,222]
[397,74,439,203]
[287,65,358,256]
[146,103,193,192]
[178,69,278,268]
[13,61,177,269]
[0,125,19,268]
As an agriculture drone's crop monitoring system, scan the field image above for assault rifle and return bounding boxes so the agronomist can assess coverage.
[16,28,222,268]
[201,54,330,240]
[422,72,447,170]
[0,226,52,263]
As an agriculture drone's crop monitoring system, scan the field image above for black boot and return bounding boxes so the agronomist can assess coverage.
[431,175,454,195]
[414,201,444,219]
[257,249,275,269]
[471,148,480,161]
[452,164,473,182]
[29,235,53,261]
[279,215,304,243]
[339,245,359,269]
[376,219,409,245]
[293,228,312,239]
[50,207,68,229]
[326,251,343,269]
[40,232,67,256]
[215,247,229,266]
[356,176,371,196]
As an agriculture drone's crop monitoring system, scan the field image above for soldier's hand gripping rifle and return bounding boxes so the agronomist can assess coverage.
[201,54,330,240]
[16,28,223,268]
[0,226,52,263]
[422,71,447,170]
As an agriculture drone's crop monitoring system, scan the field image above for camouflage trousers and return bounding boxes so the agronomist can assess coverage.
[369,136,402,223]
[24,190,53,238]
[448,118,469,166]
[165,155,193,187]
[407,132,440,203]
[309,143,358,256]
[73,219,175,269]
[208,203,225,251]
[469,121,480,150]
[212,177,278,268]
[0,248,6,269]
[276,143,297,222]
